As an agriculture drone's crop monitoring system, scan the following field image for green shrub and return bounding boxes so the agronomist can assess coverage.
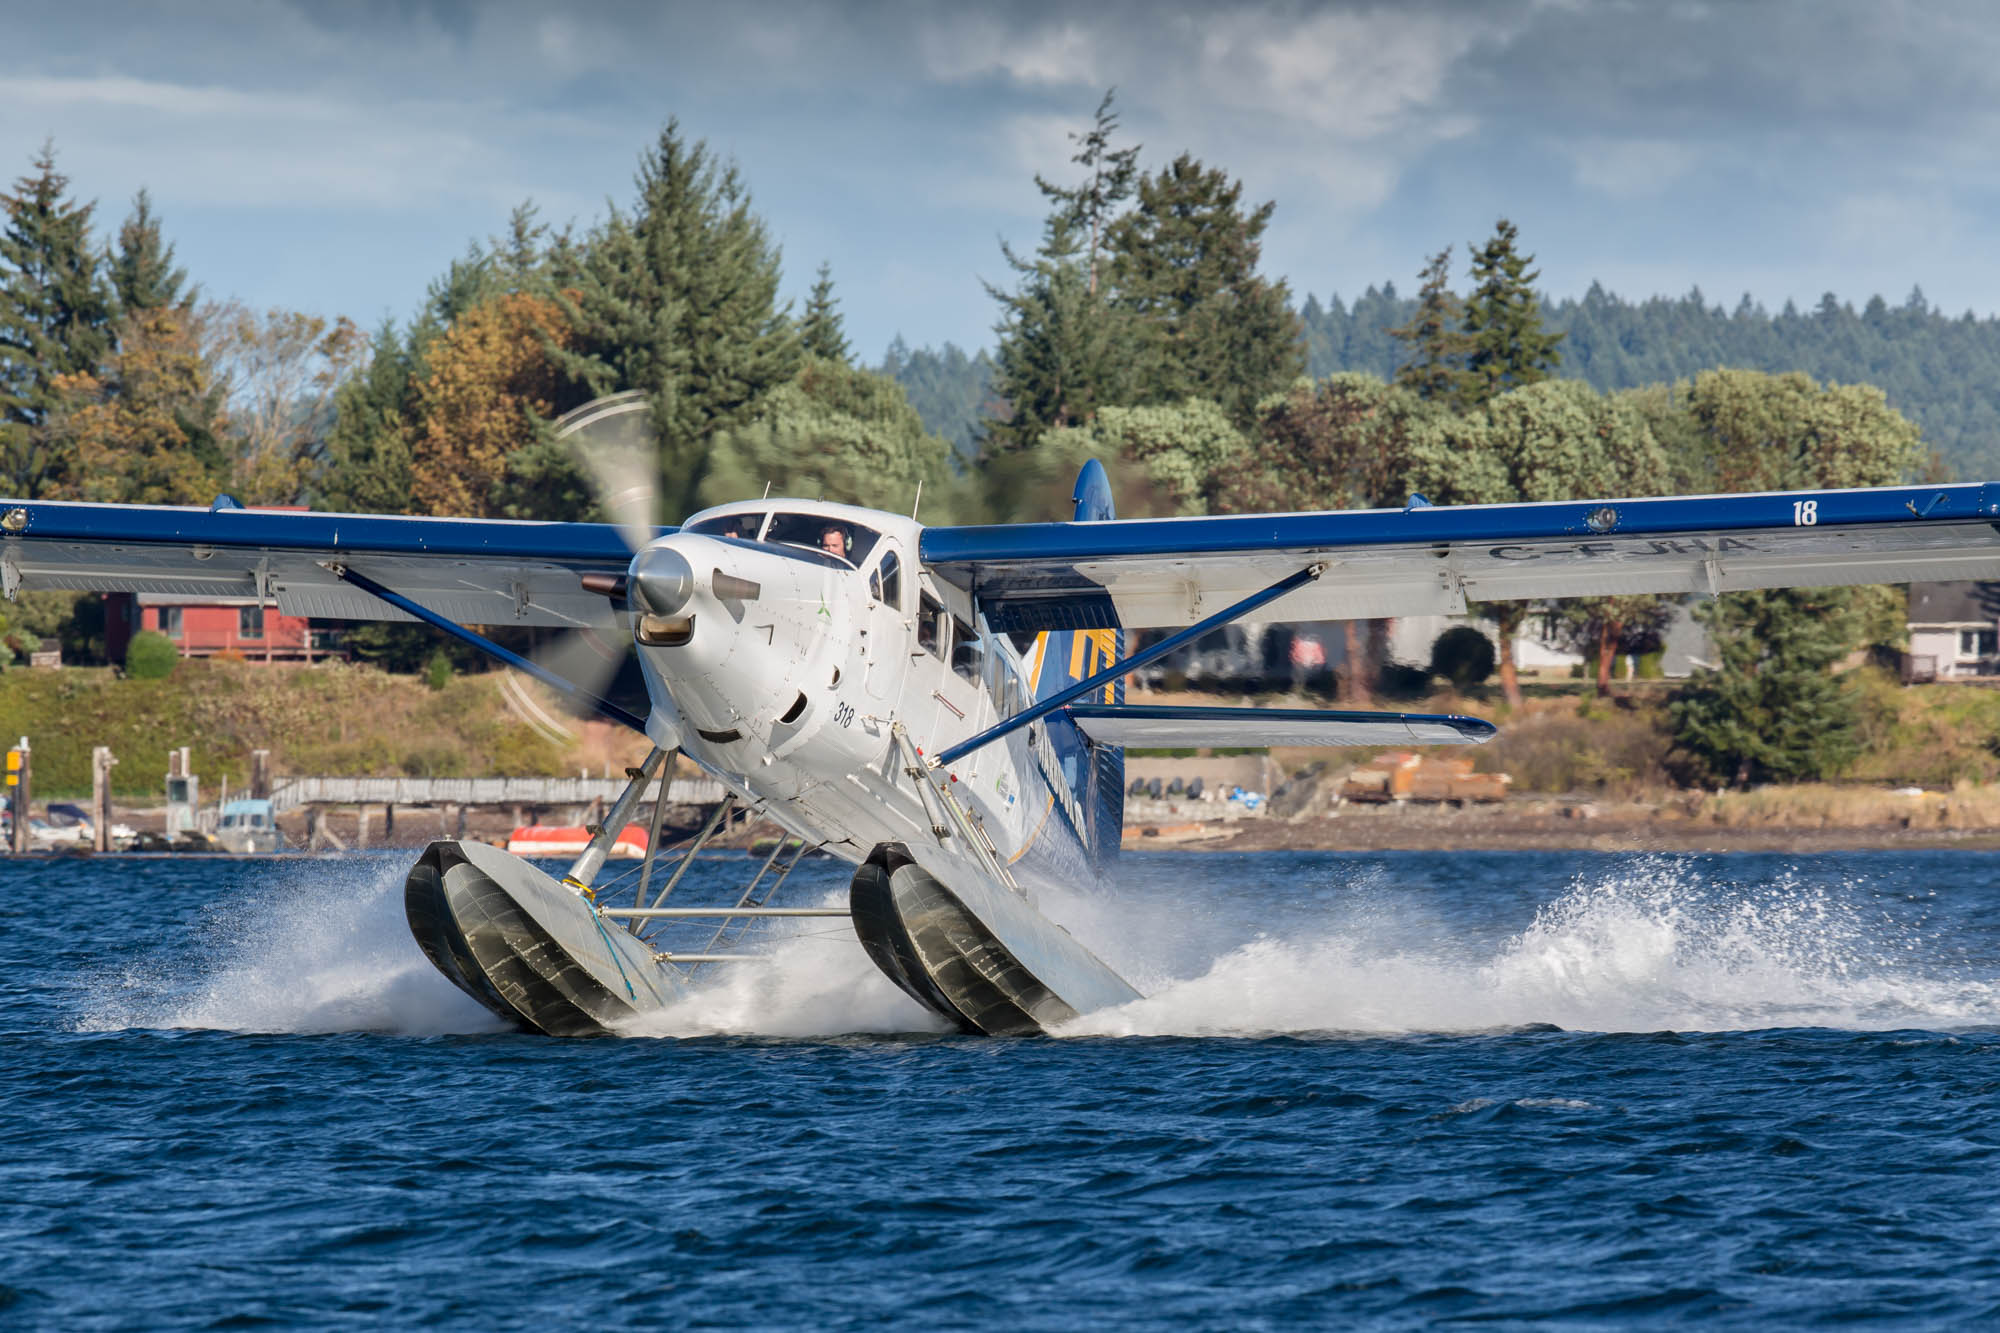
[1428,625,1496,689]
[423,650,454,692]
[125,630,178,680]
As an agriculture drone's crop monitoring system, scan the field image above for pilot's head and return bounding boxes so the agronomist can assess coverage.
[820,525,849,559]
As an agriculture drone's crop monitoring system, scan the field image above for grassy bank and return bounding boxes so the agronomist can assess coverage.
[1157,670,2000,800]
[0,660,595,798]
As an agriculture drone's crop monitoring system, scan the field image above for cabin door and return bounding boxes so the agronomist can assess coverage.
[862,544,908,703]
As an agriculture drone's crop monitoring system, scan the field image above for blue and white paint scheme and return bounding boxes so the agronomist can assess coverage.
[5,449,1999,1033]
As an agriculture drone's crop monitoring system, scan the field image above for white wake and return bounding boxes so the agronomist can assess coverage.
[73,855,1997,1041]
[1061,861,2000,1037]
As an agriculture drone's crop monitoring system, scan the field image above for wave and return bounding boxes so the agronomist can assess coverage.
[1062,859,2000,1037]
[73,854,1998,1041]
[76,858,505,1036]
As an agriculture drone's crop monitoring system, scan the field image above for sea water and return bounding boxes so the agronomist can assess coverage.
[7,849,2000,1327]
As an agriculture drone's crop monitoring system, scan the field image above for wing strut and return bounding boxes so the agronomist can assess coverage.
[321,561,649,733]
[931,561,1325,769]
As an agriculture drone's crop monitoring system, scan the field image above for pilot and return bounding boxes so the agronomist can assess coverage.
[820,525,850,561]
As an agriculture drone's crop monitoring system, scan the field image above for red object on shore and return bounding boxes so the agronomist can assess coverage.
[505,824,650,858]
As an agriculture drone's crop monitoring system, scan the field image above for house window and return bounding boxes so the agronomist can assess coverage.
[239,605,265,639]
[1960,629,1997,657]
[158,606,183,637]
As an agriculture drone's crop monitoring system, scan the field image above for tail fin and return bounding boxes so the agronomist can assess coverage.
[1027,460,1124,868]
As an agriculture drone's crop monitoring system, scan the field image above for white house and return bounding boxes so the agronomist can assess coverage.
[1906,582,2000,680]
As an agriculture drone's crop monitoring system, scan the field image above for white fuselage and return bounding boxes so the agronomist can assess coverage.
[627,500,1096,888]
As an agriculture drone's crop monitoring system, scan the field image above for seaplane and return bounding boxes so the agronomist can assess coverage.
[6,391,2000,1034]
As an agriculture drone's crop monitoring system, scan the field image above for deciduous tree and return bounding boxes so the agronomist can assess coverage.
[205,303,366,504]
[700,355,955,519]
[406,292,572,517]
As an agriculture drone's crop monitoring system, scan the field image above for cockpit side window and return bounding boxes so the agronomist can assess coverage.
[764,512,879,567]
[869,549,902,610]
[918,593,943,657]
[950,617,983,684]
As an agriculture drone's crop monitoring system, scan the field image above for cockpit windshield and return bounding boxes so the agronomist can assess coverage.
[685,511,767,542]
[683,509,882,569]
[763,513,880,567]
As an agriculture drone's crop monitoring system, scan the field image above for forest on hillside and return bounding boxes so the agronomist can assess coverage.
[884,285,2000,483]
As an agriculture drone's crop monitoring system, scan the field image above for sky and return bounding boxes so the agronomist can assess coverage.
[8,0,2000,360]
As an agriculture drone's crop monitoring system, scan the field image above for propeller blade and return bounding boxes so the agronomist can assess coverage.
[553,390,660,554]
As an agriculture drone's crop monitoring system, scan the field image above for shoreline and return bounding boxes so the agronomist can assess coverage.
[1124,802,2000,854]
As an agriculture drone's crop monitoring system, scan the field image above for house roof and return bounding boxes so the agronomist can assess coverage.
[1910,581,2000,625]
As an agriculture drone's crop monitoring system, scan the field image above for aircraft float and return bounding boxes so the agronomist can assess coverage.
[5,392,1996,1034]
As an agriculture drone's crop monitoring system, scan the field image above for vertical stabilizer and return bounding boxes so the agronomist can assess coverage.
[1052,459,1124,870]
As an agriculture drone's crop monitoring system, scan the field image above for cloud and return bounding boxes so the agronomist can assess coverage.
[917,15,1102,86]
[14,0,2000,354]
[1567,137,1704,199]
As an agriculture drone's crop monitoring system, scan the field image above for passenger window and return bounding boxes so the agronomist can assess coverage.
[918,594,943,657]
[951,617,982,684]
[871,549,902,610]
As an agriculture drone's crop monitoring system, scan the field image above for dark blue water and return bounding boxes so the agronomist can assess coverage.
[8,850,2000,1328]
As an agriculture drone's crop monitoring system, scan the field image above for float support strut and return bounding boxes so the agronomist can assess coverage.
[320,562,648,733]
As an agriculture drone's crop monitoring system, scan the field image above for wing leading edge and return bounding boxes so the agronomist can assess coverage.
[922,482,2000,633]
[0,499,657,629]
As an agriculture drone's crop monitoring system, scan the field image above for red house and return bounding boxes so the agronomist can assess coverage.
[105,593,318,663]
[101,503,321,665]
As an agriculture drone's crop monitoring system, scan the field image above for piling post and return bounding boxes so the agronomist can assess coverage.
[6,738,28,855]
[357,805,370,850]
[91,746,116,852]
[249,749,270,801]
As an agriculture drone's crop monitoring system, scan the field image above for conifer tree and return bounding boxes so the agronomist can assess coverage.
[552,120,799,520]
[319,319,415,514]
[1104,153,1303,422]
[110,189,189,313]
[1389,247,1469,400]
[1459,218,1562,408]
[984,217,1132,453]
[1035,89,1141,296]
[800,262,850,362]
[0,143,116,496]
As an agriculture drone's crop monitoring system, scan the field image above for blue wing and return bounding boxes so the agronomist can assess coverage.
[921,483,2000,632]
[0,498,653,628]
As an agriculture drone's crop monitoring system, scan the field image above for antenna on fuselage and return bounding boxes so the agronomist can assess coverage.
[762,481,772,499]
[911,480,923,521]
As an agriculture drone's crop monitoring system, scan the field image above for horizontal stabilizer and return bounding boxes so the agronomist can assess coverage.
[1062,703,1496,748]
